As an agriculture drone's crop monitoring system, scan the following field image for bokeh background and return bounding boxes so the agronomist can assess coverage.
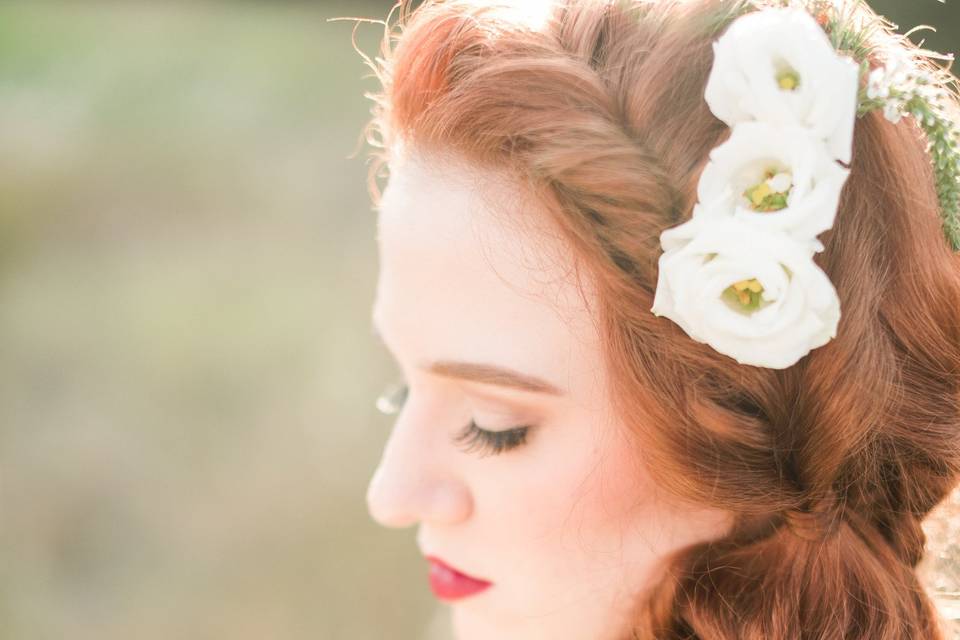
[0,1,958,639]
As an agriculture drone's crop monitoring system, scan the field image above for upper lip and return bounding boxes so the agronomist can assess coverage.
[424,554,492,584]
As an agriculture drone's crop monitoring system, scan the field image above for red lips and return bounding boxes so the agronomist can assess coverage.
[425,555,492,601]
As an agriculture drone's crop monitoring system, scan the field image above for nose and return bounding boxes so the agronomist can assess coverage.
[366,410,473,529]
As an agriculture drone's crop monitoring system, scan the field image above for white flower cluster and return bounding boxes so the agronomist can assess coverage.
[650,7,861,369]
[866,48,947,126]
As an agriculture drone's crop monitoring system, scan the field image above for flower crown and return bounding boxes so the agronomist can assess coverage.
[651,1,960,370]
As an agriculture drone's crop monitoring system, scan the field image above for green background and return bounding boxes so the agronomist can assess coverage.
[0,1,957,639]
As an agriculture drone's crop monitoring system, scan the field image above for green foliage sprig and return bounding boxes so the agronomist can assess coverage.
[904,89,960,250]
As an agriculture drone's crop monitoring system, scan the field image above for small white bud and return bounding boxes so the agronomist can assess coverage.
[766,172,793,193]
[884,102,903,124]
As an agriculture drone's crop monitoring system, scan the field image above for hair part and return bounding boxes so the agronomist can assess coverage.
[352,0,960,637]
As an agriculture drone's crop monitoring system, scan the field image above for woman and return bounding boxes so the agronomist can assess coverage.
[356,0,960,637]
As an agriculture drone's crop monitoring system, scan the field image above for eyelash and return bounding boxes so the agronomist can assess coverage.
[452,420,530,458]
[375,380,532,457]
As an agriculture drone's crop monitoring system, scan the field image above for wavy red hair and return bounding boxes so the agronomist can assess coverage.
[351,0,960,637]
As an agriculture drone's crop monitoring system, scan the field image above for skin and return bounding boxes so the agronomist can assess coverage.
[366,145,734,640]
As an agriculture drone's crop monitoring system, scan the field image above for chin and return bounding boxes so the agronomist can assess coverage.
[450,604,507,640]
[451,606,557,640]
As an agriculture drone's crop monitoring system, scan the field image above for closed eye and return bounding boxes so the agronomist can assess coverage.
[452,420,531,458]
[374,379,532,457]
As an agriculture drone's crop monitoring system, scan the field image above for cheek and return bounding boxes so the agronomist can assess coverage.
[564,426,732,581]
[501,417,730,604]
[491,420,659,598]
[561,428,663,572]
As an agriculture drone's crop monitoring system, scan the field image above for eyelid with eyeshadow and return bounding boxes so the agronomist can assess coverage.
[453,420,531,457]
[374,379,533,456]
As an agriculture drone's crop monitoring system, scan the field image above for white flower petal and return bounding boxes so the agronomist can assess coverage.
[658,215,704,252]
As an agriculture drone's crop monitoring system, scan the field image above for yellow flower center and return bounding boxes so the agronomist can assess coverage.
[777,69,800,91]
[743,168,792,213]
[747,182,773,207]
[725,278,764,310]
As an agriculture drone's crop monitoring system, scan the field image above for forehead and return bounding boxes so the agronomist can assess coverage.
[372,149,601,383]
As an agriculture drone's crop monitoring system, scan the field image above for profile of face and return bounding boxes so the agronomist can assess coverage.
[367,146,734,640]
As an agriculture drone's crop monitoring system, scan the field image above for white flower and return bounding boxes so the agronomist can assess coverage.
[703,7,861,164]
[867,50,916,104]
[883,48,913,86]
[651,215,841,369]
[867,67,889,100]
[693,121,850,244]
[883,101,903,125]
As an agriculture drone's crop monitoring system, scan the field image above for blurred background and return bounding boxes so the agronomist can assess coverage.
[0,1,958,639]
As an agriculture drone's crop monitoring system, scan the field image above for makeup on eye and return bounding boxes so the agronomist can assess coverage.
[375,378,532,425]
[452,419,531,457]
[374,380,534,456]
[375,375,536,421]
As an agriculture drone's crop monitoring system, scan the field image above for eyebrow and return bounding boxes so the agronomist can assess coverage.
[370,315,566,396]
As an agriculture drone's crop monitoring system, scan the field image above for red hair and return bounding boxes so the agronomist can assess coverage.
[352,1,960,637]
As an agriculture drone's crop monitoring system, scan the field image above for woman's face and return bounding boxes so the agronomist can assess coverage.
[367,148,733,640]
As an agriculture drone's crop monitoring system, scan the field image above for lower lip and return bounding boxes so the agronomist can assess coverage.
[426,556,492,601]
